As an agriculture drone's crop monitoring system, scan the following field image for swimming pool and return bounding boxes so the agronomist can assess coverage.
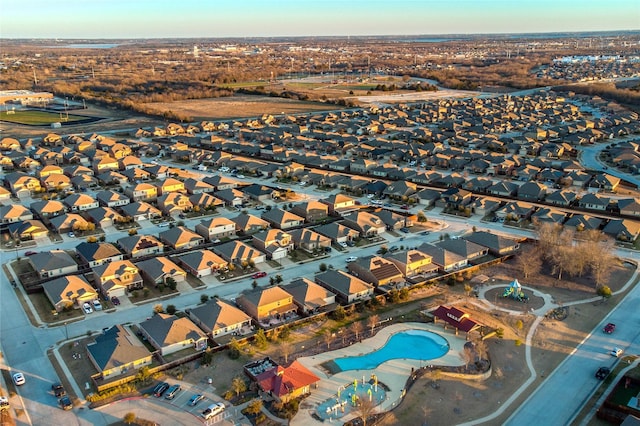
[333,329,449,372]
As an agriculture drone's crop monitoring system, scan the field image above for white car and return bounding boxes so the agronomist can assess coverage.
[611,347,623,357]
[82,302,93,314]
[346,256,358,263]
[68,232,75,238]
[92,300,102,311]
[12,372,25,386]
[338,241,348,248]
[202,402,225,419]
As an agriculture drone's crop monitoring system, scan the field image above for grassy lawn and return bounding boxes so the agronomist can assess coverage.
[32,292,84,324]
[129,285,179,306]
[0,110,88,125]
[185,275,206,289]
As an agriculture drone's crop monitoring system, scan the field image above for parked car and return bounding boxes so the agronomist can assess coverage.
[346,241,355,247]
[595,367,610,380]
[59,395,73,410]
[338,241,348,248]
[604,323,616,334]
[611,347,623,357]
[153,382,169,397]
[346,256,358,263]
[202,402,225,419]
[400,227,410,233]
[68,232,75,238]
[51,383,66,397]
[111,296,120,306]
[164,384,181,400]
[24,251,38,256]
[252,271,267,279]
[12,373,25,386]
[189,394,205,406]
[389,246,399,252]
[82,302,93,314]
[92,300,102,311]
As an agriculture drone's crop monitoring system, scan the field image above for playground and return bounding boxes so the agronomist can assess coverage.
[316,377,386,421]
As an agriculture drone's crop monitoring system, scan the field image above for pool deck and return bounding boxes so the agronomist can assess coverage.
[292,322,467,426]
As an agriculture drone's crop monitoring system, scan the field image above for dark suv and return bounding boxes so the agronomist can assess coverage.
[595,367,610,380]
[153,382,170,397]
[51,383,66,397]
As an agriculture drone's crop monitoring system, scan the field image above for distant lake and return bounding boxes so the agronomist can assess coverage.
[49,43,120,49]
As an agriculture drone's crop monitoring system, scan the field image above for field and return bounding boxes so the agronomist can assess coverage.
[142,95,345,121]
[0,109,93,126]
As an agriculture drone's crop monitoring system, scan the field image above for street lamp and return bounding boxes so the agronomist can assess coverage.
[64,322,69,341]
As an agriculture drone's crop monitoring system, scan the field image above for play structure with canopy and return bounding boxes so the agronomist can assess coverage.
[502,279,529,302]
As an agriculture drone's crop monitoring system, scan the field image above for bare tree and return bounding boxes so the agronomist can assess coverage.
[462,345,474,369]
[474,338,488,361]
[351,321,363,340]
[280,340,292,364]
[367,314,379,336]
[355,395,376,426]
[515,246,542,279]
[323,329,333,349]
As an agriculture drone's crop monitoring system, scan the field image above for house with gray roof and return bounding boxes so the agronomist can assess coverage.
[313,222,359,243]
[517,181,548,201]
[174,249,228,277]
[96,190,130,208]
[187,298,252,339]
[136,256,186,286]
[29,249,78,279]
[417,243,468,272]
[43,275,98,312]
[531,208,568,226]
[117,234,164,259]
[578,193,611,211]
[603,219,640,242]
[76,242,123,268]
[120,201,162,221]
[260,208,304,230]
[86,325,153,379]
[463,231,521,256]
[564,214,603,232]
[158,226,204,250]
[435,238,489,261]
[341,211,386,237]
[314,270,374,304]
[545,189,579,207]
[138,313,207,356]
[617,198,640,217]
[213,240,266,265]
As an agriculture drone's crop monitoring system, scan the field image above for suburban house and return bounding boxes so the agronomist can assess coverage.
[231,213,270,234]
[314,222,360,243]
[5,172,42,197]
[213,240,267,265]
[116,234,164,259]
[29,249,78,279]
[289,201,329,223]
[417,243,468,272]
[602,219,640,242]
[195,217,236,241]
[564,214,603,231]
[86,207,125,228]
[158,226,204,250]
[214,188,246,207]
[463,231,521,256]
[156,177,185,195]
[341,211,387,237]
[288,228,332,252]
[314,270,374,304]
[494,201,536,222]
[138,314,208,356]
[183,178,215,195]
[0,204,33,225]
[386,249,438,277]
[62,193,99,212]
[320,193,358,216]
[254,360,320,403]
[30,199,66,219]
[119,201,162,221]
[174,249,228,277]
[124,183,158,202]
[43,275,98,312]
[92,260,144,298]
[347,255,405,287]
[49,213,90,234]
[435,238,489,261]
[260,208,305,230]
[282,278,336,315]
[86,325,153,379]
[96,190,131,208]
[252,229,293,260]
[75,242,124,268]
[236,286,297,323]
[157,192,193,216]
[136,256,187,286]
[578,193,611,211]
[187,298,252,339]
[7,219,49,241]
[242,184,277,202]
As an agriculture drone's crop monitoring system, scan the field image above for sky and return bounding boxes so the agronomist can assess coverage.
[1,0,638,39]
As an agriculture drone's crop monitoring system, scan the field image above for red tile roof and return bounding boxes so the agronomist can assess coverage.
[257,360,320,398]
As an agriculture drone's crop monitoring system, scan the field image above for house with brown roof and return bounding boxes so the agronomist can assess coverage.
[320,193,358,216]
[136,256,187,286]
[254,360,320,403]
[92,156,119,174]
[92,259,143,297]
[157,192,193,217]
[187,298,252,339]
[174,249,228,277]
[347,255,404,287]
[5,172,42,197]
[158,226,204,250]
[231,213,270,235]
[289,201,329,223]
[213,240,266,265]
[124,183,158,202]
[0,204,33,224]
[195,217,236,241]
[120,201,162,221]
[315,270,374,304]
[260,208,304,230]
[138,314,207,355]
[236,286,297,322]
[117,234,164,259]
[40,173,72,192]
[76,242,124,268]
[252,229,293,260]
[43,275,98,312]
[282,278,336,315]
[341,211,386,237]
[86,325,152,379]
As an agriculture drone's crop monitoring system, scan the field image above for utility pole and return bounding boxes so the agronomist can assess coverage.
[33,68,38,86]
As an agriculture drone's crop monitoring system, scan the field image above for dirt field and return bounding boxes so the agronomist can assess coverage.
[142,95,342,121]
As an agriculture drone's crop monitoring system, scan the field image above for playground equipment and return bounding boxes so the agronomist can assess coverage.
[502,279,529,302]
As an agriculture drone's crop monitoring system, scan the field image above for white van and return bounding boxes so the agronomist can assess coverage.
[202,402,225,419]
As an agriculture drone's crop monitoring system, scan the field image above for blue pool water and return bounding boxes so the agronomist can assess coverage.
[334,329,449,372]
